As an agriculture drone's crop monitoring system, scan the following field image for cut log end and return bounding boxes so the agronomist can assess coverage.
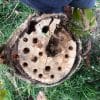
[2,14,81,86]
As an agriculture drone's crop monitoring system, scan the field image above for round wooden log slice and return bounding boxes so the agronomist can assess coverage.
[3,14,81,86]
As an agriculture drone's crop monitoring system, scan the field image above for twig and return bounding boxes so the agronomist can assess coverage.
[83,39,91,57]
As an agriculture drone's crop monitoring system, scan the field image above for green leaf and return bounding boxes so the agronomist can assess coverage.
[84,9,94,21]
[90,17,96,27]
[0,90,7,100]
[84,9,96,28]
[72,8,82,22]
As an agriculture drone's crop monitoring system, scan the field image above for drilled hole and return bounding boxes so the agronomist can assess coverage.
[42,26,49,33]
[23,62,28,67]
[50,75,54,79]
[65,54,69,58]
[31,56,38,62]
[33,38,38,43]
[33,69,37,73]
[28,20,37,34]
[39,52,43,56]
[23,38,28,42]
[46,36,60,57]
[45,66,51,72]
[23,48,30,54]
[38,74,43,78]
[69,46,73,50]
[58,67,62,71]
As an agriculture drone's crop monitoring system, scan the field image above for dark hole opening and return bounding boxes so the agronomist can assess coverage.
[39,74,43,78]
[58,67,62,71]
[28,20,37,34]
[23,38,28,42]
[69,46,73,50]
[50,75,54,79]
[39,52,43,56]
[33,38,38,43]
[42,26,49,33]
[23,48,30,54]
[33,69,37,73]
[31,56,38,62]
[23,62,28,67]
[46,36,60,57]
[65,54,69,58]
[45,66,51,71]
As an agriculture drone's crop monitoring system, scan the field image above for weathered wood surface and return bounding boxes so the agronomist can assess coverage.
[1,14,81,87]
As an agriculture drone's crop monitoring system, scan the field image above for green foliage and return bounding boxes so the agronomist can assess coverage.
[68,8,96,37]
[72,8,82,22]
